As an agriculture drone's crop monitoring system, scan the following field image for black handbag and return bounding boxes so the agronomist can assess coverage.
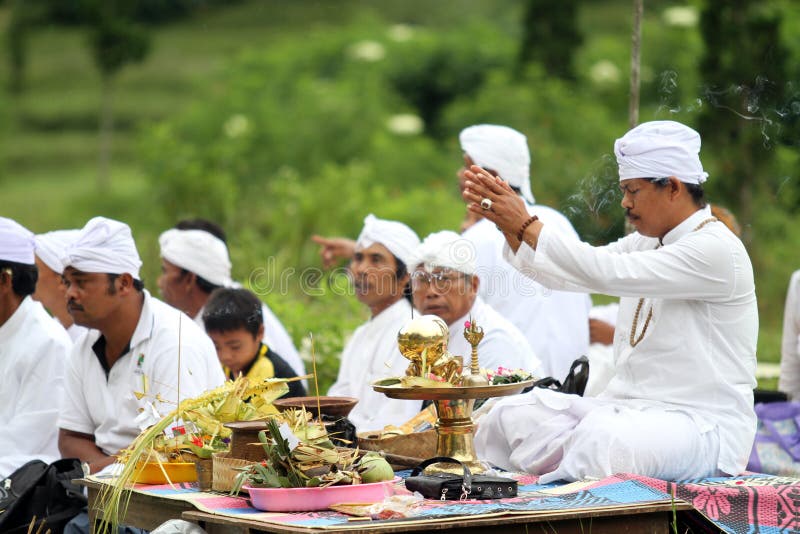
[404,457,518,500]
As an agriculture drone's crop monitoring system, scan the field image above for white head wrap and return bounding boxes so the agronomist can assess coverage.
[410,230,476,276]
[62,217,142,279]
[159,228,234,287]
[34,229,80,274]
[614,120,708,184]
[356,214,421,267]
[459,124,534,204]
[0,217,35,265]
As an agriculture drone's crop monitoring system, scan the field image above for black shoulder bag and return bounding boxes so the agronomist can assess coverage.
[404,457,518,500]
[0,458,87,534]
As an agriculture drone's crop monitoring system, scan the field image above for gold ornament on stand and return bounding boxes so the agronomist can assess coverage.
[461,317,489,387]
[373,315,533,475]
[397,315,462,383]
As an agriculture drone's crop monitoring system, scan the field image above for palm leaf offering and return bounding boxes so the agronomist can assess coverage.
[96,375,291,534]
[231,416,394,493]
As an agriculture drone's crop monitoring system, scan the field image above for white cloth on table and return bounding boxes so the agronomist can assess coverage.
[477,205,758,481]
[779,270,800,399]
[461,204,591,380]
[0,297,71,477]
[328,298,420,432]
[59,291,226,456]
[445,296,540,375]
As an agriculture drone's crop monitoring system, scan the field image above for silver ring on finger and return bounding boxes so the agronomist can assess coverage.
[480,198,493,210]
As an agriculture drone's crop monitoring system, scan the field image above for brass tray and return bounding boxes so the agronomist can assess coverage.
[372,379,535,400]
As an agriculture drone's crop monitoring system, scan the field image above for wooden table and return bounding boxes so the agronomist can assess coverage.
[183,502,694,533]
[79,478,198,532]
[78,478,694,534]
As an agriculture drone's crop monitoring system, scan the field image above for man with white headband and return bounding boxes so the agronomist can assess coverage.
[158,219,305,379]
[463,120,757,482]
[0,218,72,478]
[33,229,88,342]
[409,230,540,374]
[458,124,591,381]
[57,216,225,475]
[328,214,423,431]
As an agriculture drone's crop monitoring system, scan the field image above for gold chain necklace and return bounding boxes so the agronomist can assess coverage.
[629,216,718,347]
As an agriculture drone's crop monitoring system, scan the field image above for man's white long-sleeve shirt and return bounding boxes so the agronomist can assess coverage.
[503,205,758,476]
[462,204,590,381]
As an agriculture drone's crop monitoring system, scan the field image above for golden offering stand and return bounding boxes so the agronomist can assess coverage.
[373,315,533,475]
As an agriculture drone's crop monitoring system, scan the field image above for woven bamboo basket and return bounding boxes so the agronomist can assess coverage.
[212,452,255,492]
[357,429,437,468]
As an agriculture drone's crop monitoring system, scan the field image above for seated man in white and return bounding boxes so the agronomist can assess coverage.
[0,217,72,478]
[409,230,540,374]
[464,120,757,482]
[58,217,226,475]
[33,229,89,342]
[328,214,422,432]
[157,219,305,379]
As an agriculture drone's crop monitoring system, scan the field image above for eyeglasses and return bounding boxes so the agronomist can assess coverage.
[410,270,466,289]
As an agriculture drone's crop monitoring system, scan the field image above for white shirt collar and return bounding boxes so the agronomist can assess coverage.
[661,205,713,246]
[0,296,34,343]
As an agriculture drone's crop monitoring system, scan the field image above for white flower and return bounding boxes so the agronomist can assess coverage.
[388,24,414,42]
[348,40,386,62]
[386,114,424,135]
[663,6,699,28]
[589,60,621,85]
[223,114,250,138]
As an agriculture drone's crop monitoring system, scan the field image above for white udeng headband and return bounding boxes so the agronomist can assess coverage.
[615,120,708,184]
[159,228,234,287]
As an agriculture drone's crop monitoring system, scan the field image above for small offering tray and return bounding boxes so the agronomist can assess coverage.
[244,476,401,512]
[372,379,534,401]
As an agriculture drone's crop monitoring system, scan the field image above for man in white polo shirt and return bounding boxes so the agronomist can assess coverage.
[57,216,225,474]
[0,217,72,478]
[157,219,305,379]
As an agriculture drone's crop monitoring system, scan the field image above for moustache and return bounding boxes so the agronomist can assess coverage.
[67,301,84,312]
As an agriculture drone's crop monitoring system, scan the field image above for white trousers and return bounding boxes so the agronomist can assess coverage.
[474,388,720,483]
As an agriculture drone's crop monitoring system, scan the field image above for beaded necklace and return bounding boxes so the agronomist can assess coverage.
[628,216,718,347]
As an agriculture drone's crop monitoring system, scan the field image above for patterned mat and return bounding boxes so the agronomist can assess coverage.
[94,470,800,532]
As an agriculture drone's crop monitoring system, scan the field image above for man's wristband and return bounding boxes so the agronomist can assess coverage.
[517,215,539,242]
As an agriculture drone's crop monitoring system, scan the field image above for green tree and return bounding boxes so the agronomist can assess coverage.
[697,0,789,243]
[518,0,582,80]
[84,1,150,189]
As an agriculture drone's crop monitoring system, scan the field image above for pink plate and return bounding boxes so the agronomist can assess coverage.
[244,477,400,512]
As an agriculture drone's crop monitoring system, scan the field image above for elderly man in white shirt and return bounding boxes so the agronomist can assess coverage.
[58,217,226,475]
[464,120,758,483]
[33,229,89,342]
[458,125,591,381]
[157,219,305,379]
[0,218,72,478]
[779,270,800,399]
[410,230,540,375]
[328,214,422,432]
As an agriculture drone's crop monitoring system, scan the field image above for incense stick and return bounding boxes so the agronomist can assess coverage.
[310,333,321,418]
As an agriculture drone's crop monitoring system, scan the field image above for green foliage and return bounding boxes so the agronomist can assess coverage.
[518,0,582,79]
